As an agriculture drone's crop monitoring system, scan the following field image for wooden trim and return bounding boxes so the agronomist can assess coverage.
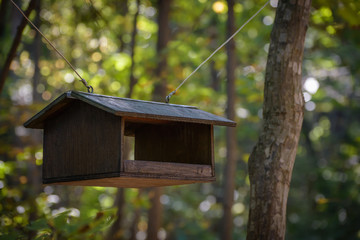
[120,172,215,183]
[123,160,213,178]
[42,125,47,181]
[43,172,121,184]
[124,116,174,125]
[113,111,236,127]
[23,92,74,129]
[120,117,125,172]
[46,176,214,188]
[210,125,215,177]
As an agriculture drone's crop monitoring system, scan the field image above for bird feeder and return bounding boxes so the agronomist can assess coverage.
[24,91,236,188]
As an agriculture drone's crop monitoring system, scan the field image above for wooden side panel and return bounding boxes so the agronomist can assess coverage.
[43,100,122,181]
[134,122,212,165]
[120,118,125,172]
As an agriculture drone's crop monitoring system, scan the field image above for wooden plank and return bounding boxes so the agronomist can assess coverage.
[43,100,122,180]
[123,160,213,177]
[43,172,120,184]
[43,159,215,187]
[46,176,215,188]
[210,125,215,177]
[125,116,173,125]
[135,122,212,165]
[120,117,125,172]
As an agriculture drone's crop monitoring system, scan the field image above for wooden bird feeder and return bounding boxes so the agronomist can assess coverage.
[24,91,236,188]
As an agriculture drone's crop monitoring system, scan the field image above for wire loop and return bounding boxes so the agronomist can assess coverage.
[80,78,93,93]
[87,85,94,93]
[165,90,176,103]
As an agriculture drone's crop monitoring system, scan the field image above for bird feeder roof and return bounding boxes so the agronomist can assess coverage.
[24,91,236,129]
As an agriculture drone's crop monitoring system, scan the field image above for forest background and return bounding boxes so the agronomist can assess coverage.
[0,0,360,239]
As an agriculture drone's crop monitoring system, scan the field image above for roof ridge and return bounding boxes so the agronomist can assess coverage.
[70,91,198,109]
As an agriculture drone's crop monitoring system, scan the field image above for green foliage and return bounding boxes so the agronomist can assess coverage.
[0,0,359,239]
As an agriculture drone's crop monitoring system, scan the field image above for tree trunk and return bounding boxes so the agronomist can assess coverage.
[0,0,37,95]
[152,0,171,102]
[126,0,140,98]
[246,1,311,239]
[32,0,42,103]
[221,0,237,239]
[106,188,125,240]
[146,188,163,240]
[209,16,219,92]
[129,189,143,240]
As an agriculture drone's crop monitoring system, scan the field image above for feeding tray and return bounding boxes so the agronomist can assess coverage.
[24,91,236,188]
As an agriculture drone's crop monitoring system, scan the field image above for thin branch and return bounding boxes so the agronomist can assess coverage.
[0,0,37,95]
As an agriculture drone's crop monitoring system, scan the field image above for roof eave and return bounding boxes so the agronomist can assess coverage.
[70,91,236,127]
[24,91,237,129]
[23,92,74,129]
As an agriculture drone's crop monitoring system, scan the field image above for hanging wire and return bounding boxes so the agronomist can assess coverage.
[10,0,93,93]
[165,0,270,103]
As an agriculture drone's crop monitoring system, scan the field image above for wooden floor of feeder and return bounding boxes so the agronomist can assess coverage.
[43,160,215,188]
[46,176,215,188]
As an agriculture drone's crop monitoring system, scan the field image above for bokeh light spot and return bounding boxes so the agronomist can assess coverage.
[212,1,226,13]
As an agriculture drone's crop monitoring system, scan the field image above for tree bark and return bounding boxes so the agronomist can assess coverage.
[146,188,163,240]
[106,188,125,240]
[32,0,42,103]
[246,1,311,239]
[0,0,37,95]
[221,0,237,239]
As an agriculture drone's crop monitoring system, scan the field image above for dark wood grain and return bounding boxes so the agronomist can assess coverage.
[134,122,212,165]
[120,117,125,172]
[43,100,122,181]
[124,160,212,177]
[210,125,215,177]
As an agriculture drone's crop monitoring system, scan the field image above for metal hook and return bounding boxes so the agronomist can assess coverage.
[80,78,94,93]
[87,85,94,93]
[165,90,176,103]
